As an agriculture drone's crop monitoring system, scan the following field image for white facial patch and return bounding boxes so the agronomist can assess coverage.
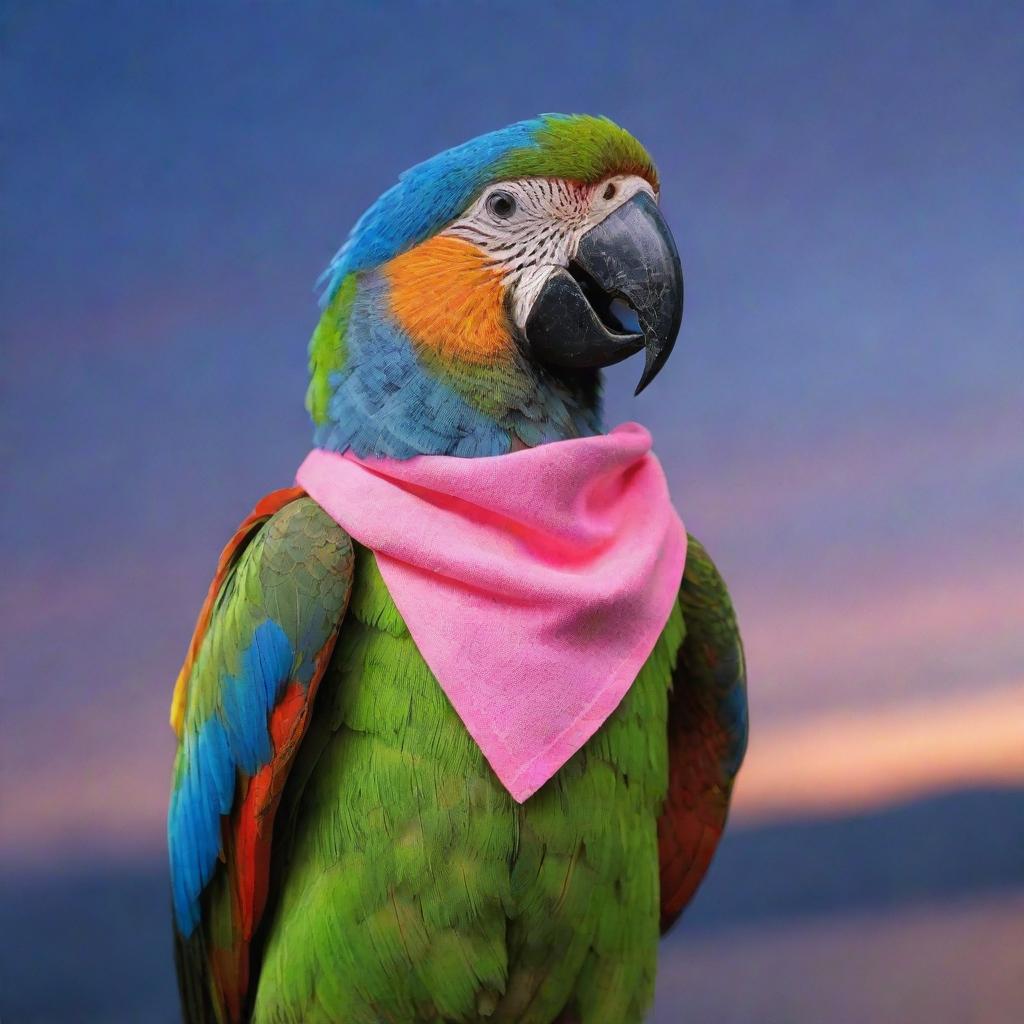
[442,174,657,331]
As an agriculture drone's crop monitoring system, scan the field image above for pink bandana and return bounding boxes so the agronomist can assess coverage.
[295,422,686,802]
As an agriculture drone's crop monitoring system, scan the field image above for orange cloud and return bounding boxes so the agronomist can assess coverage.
[732,682,1024,822]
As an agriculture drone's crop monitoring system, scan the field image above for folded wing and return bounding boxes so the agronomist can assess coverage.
[168,490,354,1022]
[658,535,749,932]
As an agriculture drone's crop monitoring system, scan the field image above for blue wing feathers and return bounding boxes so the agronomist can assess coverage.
[169,619,295,935]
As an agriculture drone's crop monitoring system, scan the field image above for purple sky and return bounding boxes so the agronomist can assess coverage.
[2,1,1022,860]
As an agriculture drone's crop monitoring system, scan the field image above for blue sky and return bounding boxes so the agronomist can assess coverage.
[1,0,1022,857]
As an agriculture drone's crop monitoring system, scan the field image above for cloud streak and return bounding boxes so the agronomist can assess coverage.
[732,683,1024,822]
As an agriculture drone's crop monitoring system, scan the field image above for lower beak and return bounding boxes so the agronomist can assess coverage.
[524,191,684,394]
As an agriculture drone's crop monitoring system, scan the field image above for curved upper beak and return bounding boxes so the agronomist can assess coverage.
[524,191,683,394]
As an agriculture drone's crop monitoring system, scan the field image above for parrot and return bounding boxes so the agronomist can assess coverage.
[168,114,748,1024]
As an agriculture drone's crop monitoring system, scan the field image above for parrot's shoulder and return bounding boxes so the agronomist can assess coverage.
[254,493,355,606]
[676,531,746,749]
[680,533,737,618]
[169,489,354,735]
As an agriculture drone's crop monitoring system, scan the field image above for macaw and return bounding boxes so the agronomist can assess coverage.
[168,114,747,1024]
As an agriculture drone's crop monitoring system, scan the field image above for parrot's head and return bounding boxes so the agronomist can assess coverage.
[307,114,683,459]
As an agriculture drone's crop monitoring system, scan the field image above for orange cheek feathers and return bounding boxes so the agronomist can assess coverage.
[384,236,514,366]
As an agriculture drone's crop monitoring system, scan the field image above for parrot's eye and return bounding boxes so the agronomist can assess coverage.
[603,182,617,201]
[486,190,517,220]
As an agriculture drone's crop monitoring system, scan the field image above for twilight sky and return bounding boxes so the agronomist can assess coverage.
[2,1,1022,860]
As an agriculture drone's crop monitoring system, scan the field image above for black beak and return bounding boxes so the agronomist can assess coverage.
[524,191,683,394]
